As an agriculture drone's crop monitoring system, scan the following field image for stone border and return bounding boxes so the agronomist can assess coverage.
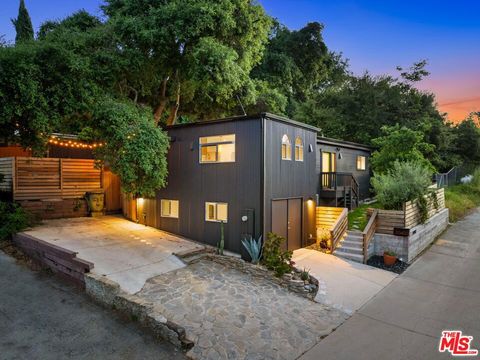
[84,272,193,350]
[183,252,320,301]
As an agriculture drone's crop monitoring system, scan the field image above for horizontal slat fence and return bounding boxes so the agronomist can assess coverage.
[0,157,14,191]
[12,157,101,200]
[369,188,446,235]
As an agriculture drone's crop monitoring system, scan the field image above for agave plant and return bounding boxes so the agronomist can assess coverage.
[241,235,263,264]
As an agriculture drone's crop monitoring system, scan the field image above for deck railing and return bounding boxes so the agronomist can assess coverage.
[362,209,378,263]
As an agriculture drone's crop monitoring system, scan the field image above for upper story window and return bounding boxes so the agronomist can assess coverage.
[205,202,228,222]
[281,134,291,160]
[295,137,304,162]
[356,155,366,171]
[199,134,235,163]
[161,199,179,218]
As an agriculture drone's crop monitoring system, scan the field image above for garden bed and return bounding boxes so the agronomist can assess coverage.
[366,255,409,274]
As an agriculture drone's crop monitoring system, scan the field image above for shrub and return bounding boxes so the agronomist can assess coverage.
[261,232,292,277]
[445,168,480,222]
[371,161,432,210]
[0,201,31,240]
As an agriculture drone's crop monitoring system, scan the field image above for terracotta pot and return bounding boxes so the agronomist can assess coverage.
[383,253,397,266]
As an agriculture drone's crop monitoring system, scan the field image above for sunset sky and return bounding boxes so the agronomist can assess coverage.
[1,0,479,122]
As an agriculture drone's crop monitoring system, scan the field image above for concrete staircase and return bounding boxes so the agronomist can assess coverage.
[333,230,364,263]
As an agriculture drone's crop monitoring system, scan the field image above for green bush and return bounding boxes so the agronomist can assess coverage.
[261,232,292,277]
[371,161,432,210]
[445,169,480,222]
[0,201,31,240]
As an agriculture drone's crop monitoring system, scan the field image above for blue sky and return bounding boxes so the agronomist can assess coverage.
[1,0,479,121]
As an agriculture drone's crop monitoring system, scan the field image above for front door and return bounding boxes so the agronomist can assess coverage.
[271,198,303,251]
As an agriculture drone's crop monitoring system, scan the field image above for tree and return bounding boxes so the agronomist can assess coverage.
[251,21,347,117]
[453,116,480,165]
[80,99,170,197]
[11,0,34,43]
[102,0,272,125]
[370,125,436,174]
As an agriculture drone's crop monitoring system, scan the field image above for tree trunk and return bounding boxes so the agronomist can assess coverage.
[166,83,181,126]
[153,77,169,126]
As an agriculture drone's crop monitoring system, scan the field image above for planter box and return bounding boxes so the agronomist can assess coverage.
[368,188,445,235]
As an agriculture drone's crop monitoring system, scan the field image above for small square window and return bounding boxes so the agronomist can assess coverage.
[356,156,366,171]
[161,199,179,218]
[205,202,228,222]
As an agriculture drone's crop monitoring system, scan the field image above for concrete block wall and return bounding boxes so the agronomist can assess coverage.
[369,208,449,264]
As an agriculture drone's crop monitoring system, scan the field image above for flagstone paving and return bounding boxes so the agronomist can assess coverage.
[137,259,348,360]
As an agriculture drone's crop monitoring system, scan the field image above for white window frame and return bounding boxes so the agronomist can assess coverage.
[161,199,179,218]
[356,155,366,171]
[281,134,292,160]
[199,134,235,163]
[294,136,304,162]
[205,202,228,223]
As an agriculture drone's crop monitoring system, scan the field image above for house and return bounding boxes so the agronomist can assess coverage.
[124,113,372,256]
[317,137,372,209]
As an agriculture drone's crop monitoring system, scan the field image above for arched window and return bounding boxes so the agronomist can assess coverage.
[295,137,303,161]
[281,134,291,160]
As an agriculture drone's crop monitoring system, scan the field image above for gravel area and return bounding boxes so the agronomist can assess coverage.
[367,255,410,274]
[137,258,348,360]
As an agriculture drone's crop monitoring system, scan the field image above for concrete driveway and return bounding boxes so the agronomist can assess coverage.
[300,210,480,360]
[292,248,396,314]
[22,216,202,293]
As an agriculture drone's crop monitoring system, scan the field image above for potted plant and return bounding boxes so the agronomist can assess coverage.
[383,249,397,266]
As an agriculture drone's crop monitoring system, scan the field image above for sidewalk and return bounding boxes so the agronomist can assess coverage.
[300,210,480,360]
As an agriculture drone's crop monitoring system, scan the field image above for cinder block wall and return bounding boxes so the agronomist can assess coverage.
[368,208,449,263]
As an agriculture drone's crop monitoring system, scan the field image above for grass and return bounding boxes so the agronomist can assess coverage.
[348,202,382,231]
[444,168,480,222]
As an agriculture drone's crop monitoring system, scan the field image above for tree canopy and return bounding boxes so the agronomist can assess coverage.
[1,0,479,195]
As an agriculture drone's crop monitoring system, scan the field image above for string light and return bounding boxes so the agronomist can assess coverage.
[48,136,105,149]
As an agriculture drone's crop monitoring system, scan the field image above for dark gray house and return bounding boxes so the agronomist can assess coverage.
[317,137,372,209]
[155,113,318,255]
[129,113,372,255]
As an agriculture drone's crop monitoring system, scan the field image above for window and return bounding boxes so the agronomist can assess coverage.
[281,134,291,160]
[357,155,366,171]
[294,137,304,161]
[205,202,228,222]
[199,134,235,163]
[161,199,179,218]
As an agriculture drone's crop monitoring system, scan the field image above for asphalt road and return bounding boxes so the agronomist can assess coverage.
[301,210,480,360]
[0,252,186,360]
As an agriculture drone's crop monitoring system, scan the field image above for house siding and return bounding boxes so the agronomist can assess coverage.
[263,117,318,247]
[155,118,263,254]
[316,140,372,200]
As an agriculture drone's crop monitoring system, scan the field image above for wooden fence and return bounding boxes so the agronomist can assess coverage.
[369,188,445,235]
[316,206,348,251]
[122,194,158,227]
[0,157,121,215]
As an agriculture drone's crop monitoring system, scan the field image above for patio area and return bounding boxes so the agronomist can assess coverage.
[21,215,203,293]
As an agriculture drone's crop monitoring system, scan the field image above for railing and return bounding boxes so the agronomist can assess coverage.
[321,172,359,208]
[330,207,348,252]
[435,167,458,188]
[362,209,378,263]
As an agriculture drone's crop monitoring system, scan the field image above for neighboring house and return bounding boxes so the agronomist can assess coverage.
[317,137,372,208]
[126,113,372,256]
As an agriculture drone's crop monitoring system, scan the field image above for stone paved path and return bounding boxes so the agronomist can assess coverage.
[138,259,348,360]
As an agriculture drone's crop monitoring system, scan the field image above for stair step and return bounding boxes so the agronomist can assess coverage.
[340,240,363,249]
[333,251,364,262]
[335,245,363,255]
